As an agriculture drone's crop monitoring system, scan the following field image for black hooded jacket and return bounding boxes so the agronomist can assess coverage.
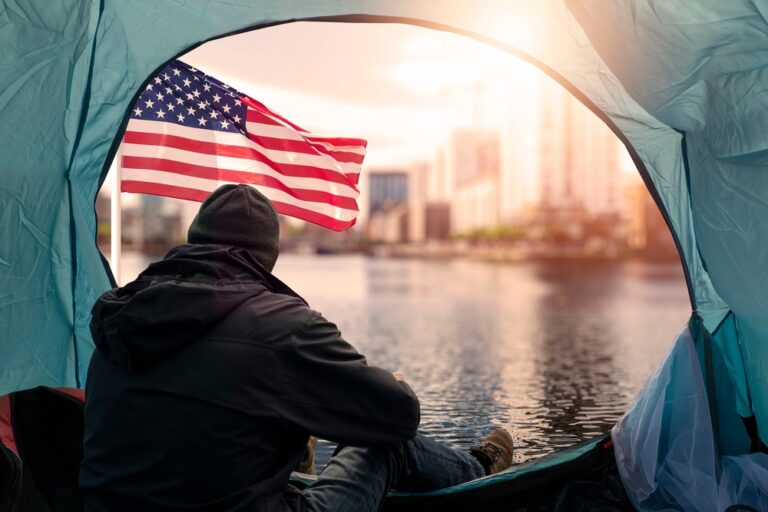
[80,244,420,512]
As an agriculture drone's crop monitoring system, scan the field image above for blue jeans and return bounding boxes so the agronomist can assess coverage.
[296,434,485,512]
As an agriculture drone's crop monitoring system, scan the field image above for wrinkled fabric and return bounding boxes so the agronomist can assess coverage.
[1,0,723,395]
[569,0,768,447]
[290,434,484,512]
[3,0,768,509]
[570,1,768,507]
[81,244,420,511]
[613,325,768,511]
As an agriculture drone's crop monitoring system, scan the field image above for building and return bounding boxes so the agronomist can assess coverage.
[536,82,623,218]
[95,191,111,245]
[624,179,679,257]
[407,162,429,243]
[498,71,542,225]
[450,129,502,234]
[424,202,451,240]
[368,170,409,215]
[367,203,409,243]
[122,195,183,252]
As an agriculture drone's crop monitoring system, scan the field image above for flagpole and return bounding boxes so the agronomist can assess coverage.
[110,151,122,286]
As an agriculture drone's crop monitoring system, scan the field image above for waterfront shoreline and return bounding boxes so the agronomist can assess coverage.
[364,242,681,264]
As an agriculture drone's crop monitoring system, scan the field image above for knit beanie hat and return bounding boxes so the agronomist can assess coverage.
[187,184,280,271]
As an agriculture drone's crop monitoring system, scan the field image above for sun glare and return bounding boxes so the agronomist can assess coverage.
[382,32,538,98]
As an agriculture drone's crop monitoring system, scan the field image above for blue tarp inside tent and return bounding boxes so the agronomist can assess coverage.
[1,1,767,509]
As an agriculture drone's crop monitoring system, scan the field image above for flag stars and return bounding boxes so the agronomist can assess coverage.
[134,63,253,134]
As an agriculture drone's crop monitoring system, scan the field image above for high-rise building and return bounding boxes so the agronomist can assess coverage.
[407,162,429,243]
[367,170,409,215]
[450,129,501,233]
[498,72,542,225]
[536,82,622,217]
[427,149,450,203]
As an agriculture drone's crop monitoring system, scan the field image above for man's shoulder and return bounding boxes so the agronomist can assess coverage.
[243,287,311,314]
[212,288,316,342]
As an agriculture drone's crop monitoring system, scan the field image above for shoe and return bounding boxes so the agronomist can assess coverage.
[297,436,317,475]
[469,428,514,475]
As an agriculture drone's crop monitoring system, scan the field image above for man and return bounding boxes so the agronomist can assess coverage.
[81,184,513,511]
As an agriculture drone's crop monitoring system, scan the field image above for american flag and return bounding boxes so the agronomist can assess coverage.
[119,60,366,231]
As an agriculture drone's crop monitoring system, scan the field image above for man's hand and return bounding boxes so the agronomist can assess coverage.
[392,371,406,382]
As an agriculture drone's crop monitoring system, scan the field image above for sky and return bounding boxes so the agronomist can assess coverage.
[181,22,544,168]
[106,21,636,220]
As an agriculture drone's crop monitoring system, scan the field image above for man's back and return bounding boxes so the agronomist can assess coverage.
[80,244,420,511]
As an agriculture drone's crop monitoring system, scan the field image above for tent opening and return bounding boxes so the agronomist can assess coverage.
[94,20,691,468]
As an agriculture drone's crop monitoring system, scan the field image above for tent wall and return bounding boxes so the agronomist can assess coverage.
[569,0,768,448]
[1,0,716,392]
[0,0,736,442]
[2,0,765,507]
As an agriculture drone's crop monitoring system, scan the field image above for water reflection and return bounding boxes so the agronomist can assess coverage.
[277,256,690,465]
[526,262,624,455]
[120,253,691,464]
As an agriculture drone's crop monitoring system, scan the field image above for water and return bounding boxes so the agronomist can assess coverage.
[120,253,691,465]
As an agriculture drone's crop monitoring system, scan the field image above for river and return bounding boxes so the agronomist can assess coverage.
[120,252,691,465]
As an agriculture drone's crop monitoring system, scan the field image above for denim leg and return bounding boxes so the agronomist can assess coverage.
[394,433,485,492]
[301,434,484,512]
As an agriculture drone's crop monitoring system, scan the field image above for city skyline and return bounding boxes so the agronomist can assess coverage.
[99,21,651,254]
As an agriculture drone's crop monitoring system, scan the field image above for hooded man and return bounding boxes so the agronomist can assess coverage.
[80,184,513,512]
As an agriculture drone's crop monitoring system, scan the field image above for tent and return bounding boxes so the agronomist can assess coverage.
[0,0,766,509]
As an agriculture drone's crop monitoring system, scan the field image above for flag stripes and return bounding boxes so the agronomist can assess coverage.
[119,60,366,231]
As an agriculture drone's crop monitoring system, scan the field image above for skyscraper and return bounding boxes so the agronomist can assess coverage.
[536,80,622,217]
[368,170,409,215]
[450,129,501,233]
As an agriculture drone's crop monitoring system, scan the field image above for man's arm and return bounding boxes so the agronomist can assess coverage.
[278,311,420,446]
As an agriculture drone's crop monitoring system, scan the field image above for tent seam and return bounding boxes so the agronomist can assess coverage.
[66,0,106,388]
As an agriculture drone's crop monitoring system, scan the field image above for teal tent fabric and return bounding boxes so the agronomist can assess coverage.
[1,0,766,508]
[569,0,768,448]
[614,323,768,510]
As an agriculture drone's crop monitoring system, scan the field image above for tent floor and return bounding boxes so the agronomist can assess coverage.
[2,387,634,511]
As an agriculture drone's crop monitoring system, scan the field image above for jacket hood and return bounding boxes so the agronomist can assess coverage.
[90,244,304,373]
